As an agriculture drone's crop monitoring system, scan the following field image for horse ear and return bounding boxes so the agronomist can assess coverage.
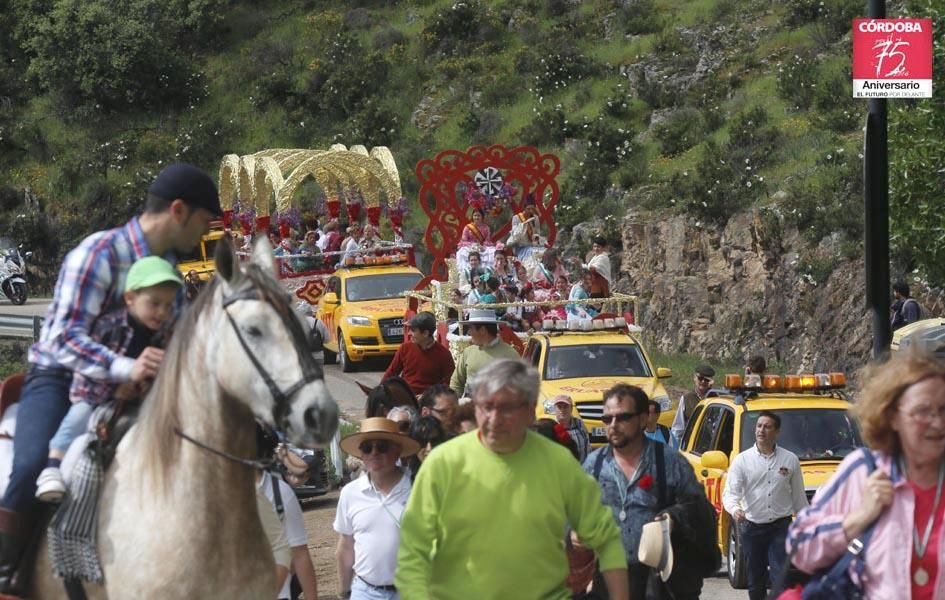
[252,236,278,276]
[215,235,238,283]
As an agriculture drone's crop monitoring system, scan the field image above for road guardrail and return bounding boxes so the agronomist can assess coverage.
[0,314,43,341]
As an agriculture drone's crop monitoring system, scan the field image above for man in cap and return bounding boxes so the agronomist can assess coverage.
[397,359,629,599]
[335,418,420,600]
[449,309,520,397]
[585,384,718,600]
[551,394,590,462]
[382,312,455,396]
[0,162,221,593]
[670,364,715,448]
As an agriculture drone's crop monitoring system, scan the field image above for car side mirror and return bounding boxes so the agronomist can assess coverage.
[323,292,339,305]
[701,450,729,471]
[656,367,673,378]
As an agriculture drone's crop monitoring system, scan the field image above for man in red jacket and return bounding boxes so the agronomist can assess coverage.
[382,312,455,396]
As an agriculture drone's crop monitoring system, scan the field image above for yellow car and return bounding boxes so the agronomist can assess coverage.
[522,329,674,445]
[177,229,226,281]
[677,375,862,589]
[316,263,422,372]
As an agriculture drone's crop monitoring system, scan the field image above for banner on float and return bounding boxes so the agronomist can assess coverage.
[852,18,933,98]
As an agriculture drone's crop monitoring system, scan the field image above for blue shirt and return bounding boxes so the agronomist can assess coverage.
[644,428,669,444]
[583,439,705,563]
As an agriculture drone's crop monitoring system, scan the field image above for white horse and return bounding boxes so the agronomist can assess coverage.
[28,238,338,598]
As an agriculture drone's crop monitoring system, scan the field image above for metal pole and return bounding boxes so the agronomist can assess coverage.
[864,0,890,359]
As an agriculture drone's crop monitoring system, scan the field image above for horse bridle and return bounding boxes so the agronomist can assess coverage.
[175,281,322,469]
[219,287,322,421]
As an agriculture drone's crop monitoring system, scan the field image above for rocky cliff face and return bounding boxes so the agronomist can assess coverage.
[614,210,944,375]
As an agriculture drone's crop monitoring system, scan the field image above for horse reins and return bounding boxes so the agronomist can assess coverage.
[175,277,322,469]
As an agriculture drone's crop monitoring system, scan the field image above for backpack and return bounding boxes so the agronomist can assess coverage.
[904,298,929,321]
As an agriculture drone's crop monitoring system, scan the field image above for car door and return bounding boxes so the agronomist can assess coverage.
[318,276,342,348]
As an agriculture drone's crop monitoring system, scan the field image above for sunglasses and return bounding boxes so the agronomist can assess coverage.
[359,440,393,455]
[697,376,713,384]
[601,412,639,425]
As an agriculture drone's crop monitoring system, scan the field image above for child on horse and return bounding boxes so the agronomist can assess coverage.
[34,256,182,502]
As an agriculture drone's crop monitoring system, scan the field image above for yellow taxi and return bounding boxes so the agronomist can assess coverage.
[522,328,674,445]
[677,373,862,589]
[316,262,422,372]
[177,228,226,281]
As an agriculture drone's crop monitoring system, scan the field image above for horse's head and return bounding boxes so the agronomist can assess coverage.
[211,237,338,447]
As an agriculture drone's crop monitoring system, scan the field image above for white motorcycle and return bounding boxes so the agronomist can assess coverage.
[0,239,30,305]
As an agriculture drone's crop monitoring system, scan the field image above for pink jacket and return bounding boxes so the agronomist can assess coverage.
[787,449,945,599]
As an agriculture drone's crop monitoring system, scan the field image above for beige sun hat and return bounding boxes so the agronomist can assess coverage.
[638,516,674,582]
[340,417,420,458]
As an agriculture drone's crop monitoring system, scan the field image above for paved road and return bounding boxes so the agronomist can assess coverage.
[0,296,51,316]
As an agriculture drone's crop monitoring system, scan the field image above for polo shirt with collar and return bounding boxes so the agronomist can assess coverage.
[333,470,412,587]
[722,444,809,524]
[448,336,520,395]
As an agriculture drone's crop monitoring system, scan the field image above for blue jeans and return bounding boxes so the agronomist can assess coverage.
[351,575,399,600]
[48,401,92,455]
[2,367,72,513]
[741,517,790,600]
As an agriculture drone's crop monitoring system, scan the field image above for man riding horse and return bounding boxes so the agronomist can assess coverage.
[0,163,221,595]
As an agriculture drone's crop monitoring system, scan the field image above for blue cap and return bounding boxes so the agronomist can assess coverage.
[148,162,222,216]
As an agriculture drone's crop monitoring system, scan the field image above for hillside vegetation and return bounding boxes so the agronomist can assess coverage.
[0,0,942,286]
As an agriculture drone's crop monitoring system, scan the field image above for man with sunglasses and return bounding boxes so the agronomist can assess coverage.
[335,418,420,600]
[670,364,716,448]
[397,359,629,600]
[585,384,718,600]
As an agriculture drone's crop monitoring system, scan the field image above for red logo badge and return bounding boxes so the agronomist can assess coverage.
[853,19,933,98]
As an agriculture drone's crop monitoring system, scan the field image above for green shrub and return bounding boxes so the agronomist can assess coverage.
[422,0,506,57]
[776,51,819,110]
[810,62,858,132]
[619,0,662,35]
[653,108,705,157]
[783,146,862,243]
[517,104,573,148]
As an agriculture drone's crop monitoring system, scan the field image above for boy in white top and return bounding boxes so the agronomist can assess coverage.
[722,411,809,600]
[334,418,420,600]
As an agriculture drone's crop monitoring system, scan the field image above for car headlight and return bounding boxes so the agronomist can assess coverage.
[653,394,672,412]
[346,316,371,326]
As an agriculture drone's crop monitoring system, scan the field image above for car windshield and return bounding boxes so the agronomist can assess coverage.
[544,343,651,380]
[741,408,863,460]
[345,273,421,302]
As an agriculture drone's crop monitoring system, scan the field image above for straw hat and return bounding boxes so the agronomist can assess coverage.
[458,308,500,325]
[638,516,674,582]
[340,417,420,458]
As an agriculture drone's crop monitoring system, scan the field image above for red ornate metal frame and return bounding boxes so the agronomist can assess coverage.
[414,144,561,288]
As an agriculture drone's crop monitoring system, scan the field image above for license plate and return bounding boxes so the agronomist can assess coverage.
[387,327,404,336]
[592,427,606,437]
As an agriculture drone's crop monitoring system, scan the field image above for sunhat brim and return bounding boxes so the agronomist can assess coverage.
[340,430,420,458]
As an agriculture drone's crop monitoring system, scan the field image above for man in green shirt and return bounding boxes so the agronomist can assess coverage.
[448,309,520,396]
[397,359,629,600]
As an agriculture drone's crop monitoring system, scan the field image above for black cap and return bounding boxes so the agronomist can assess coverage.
[695,364,716,378]
[148,162,222,216]
[408,311,437,333]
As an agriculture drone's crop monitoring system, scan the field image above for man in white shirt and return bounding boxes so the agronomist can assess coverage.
[334,418,420,599]
[722,411,808,600]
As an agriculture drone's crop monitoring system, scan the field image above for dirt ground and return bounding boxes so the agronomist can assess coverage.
[301,490,343,599]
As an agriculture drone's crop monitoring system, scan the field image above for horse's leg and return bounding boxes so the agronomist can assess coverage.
[30,536,106,600]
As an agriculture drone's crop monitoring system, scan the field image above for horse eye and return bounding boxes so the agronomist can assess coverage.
[246,325,263,337]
